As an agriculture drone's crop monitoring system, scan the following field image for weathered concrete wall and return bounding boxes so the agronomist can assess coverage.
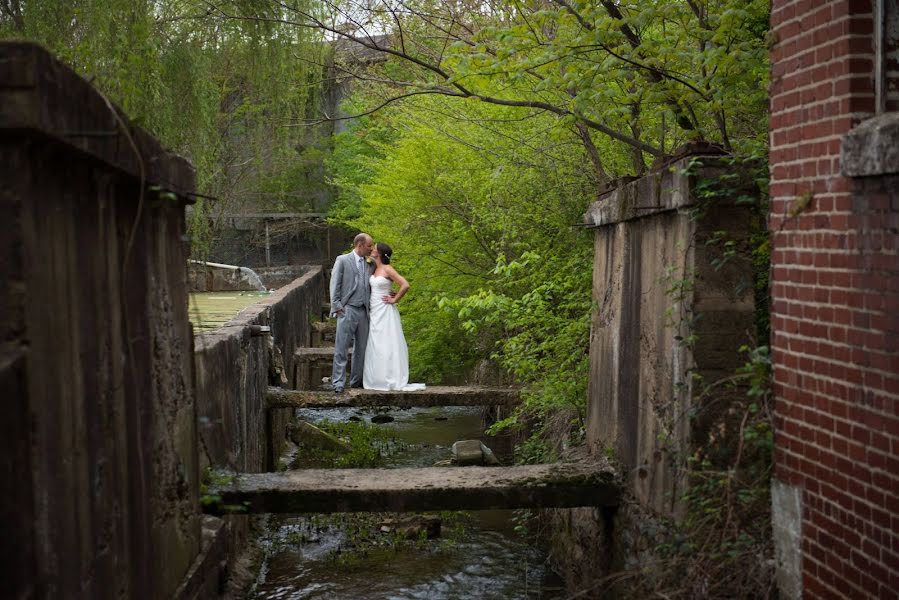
[201,216,355,269]
[190,267,324,595]
[194,267,325,473]
[0,43,199,599]
[583,156,756,516]
[548,157,757,594]
[187,263,311,292]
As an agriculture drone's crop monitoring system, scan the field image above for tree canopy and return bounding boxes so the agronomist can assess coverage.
[2,0,771,451]
[1,0,327,251]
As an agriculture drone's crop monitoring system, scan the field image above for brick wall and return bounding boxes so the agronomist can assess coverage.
[769,1,899,598]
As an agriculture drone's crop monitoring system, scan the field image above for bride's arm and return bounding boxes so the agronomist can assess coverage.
[383,266,409,304]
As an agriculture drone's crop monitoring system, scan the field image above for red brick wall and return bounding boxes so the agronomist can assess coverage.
[769,1,899,598]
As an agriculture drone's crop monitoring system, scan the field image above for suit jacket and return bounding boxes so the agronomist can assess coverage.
[329,251,374,317]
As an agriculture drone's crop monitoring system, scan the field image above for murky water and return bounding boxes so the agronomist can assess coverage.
[250,406,564,599]
[188,291,271,332]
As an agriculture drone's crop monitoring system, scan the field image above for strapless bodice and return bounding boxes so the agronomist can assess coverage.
[369,274,393,294]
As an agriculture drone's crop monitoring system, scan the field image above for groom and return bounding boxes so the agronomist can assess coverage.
[329,233,374,393]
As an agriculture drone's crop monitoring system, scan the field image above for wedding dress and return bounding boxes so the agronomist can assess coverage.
[363,275,426,391]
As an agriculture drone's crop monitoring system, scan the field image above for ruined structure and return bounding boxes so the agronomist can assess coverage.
[1,42,199,599]
[546,154,760,591]
[0,42,329,599]
[583,157,757,517]
[768,1,899,597]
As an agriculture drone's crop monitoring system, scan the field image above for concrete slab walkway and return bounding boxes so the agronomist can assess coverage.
[266,385,520,408]
[203,459,618,514]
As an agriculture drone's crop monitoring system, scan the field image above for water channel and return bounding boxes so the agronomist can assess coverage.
[249,406,565,599]
[188,289,564,598]
[188,291,271,332]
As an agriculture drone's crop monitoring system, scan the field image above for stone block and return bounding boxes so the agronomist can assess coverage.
[841,113,899,177]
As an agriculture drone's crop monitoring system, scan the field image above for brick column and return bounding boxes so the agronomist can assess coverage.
[768,1,899,598]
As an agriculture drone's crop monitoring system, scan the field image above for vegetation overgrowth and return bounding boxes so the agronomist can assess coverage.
[0,0,329,254]
[2,0,775,596]
[322,1,774,595]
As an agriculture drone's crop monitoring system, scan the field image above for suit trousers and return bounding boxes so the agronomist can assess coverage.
[332,304,368,390]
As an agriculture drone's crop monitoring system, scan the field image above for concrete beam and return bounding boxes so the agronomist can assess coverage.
[294,346,347,359]
[203,460,619,514]
[266,385,520,409]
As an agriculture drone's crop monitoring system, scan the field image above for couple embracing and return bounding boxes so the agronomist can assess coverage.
[329,233,424,393]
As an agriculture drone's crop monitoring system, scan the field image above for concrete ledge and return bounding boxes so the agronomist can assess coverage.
[292,346,349,390]
[841,113,899,177]
[294,346,348,359]
[311,321,336,346]
[583,155,728,227]
[0,42,194,196]
[203,460,619,514]
[266,385,520,408]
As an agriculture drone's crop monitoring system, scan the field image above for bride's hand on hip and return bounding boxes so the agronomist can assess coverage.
[382,294,397,304]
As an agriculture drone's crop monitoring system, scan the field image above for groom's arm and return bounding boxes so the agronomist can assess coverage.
[329,256,345,316]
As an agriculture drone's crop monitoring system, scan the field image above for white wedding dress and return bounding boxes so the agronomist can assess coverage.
[363,275,426,391]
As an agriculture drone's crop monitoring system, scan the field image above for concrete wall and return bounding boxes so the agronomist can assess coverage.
[187,263,311,292]
[189,267,324,595]
[769,2,899,597]
[1,43,199,599]
[194,267,325,473]
[202,217,354,270]
[583,156,756,516]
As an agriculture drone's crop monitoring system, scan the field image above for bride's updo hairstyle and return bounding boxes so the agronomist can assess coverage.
[377,242,393,265]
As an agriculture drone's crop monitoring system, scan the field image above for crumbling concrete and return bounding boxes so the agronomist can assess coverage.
[266,385,521,409]
[1,42,198,599]
[841,112,899,177]
[191,267,326,596]
[205,459,619,514]
[583,155,756,516]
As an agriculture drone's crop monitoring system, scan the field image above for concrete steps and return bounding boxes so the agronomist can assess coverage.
[202,459,618,514]
[311,321,336,346]
[293,346,350,390]
[267,385,519,409]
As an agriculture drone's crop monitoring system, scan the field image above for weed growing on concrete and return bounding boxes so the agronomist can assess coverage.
[290,418,405,469]
[636,156,774,598]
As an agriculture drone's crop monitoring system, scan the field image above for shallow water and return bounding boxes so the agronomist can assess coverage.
[250,406,563,599]
[188,291,270,332]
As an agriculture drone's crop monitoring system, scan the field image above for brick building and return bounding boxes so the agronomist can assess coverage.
[768,0,899,598]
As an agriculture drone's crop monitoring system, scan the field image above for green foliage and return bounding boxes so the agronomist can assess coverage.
[321,1,771,478]
[1,0,324,255]
[291,419,404,469]
[312,0,770,174]
[330,95,598,438]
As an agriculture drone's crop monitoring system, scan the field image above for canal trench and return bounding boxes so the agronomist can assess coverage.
[249,405,566,599]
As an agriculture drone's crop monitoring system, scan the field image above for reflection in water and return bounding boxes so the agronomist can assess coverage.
[251,406,563,599]
[188,291,270,332]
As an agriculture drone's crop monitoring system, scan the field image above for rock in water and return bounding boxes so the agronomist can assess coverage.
[451,440,500,466]
[481,442,500,466]
[371,414,394,424]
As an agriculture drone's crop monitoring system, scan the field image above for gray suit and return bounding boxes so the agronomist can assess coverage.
[329,251,373,390]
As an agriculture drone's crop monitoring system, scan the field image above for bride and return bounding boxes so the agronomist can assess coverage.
[362,242,424,391]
